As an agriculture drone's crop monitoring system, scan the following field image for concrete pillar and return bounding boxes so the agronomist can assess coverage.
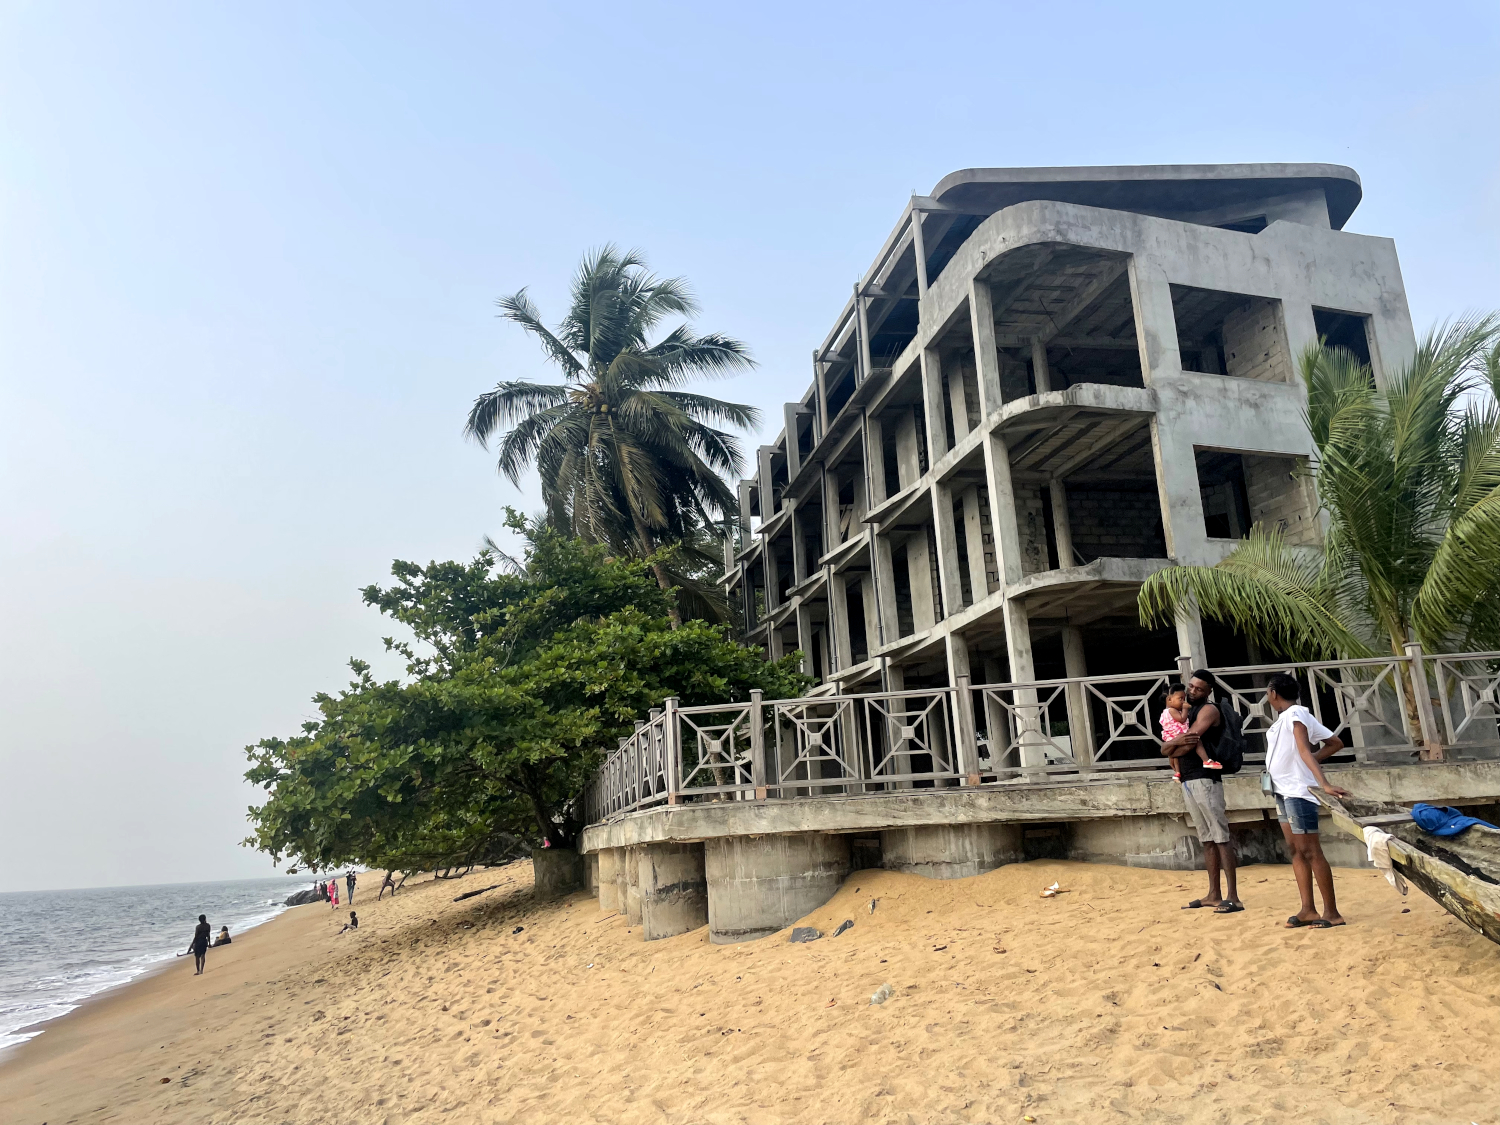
[894,408,921,490]
[983,431,1024,586]
[598,847,622,914]
[1175,605,1209,671]
[1061,625,1094,768]
[860,572,881,654]
[623,846,643,927]
[790,500,807,584]
[874,533,900,642]
[532,847,584,897]
[795,602,814,677]
[1031,339,1052,394]
[933,483,965,617]
[1049,478,1073,568]
[637,842,709,941]
[960,486,989,601]
[830,573,854,672]
[822,466,843,549]
[864,414,887,505]
[947,366,971,442]
[881,823,1021,879]
[704,833,851,944]
[969,280,1003,415]
[920,348,948,461]
[585,852,600,895]
[1127,260,1183,388]
[783,403,803,479]
[906,531,936,631]
[947,632,981,783]
[1003,599,1045,769]
[758,446,778,520]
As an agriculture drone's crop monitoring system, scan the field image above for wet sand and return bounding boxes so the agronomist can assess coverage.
[2,860,1497,1124]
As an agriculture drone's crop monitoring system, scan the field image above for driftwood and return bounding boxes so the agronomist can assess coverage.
[453,883,504,903]
[1319,793,1500,947]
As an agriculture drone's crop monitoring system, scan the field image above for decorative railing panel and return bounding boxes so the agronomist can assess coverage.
[581,647,1500,825]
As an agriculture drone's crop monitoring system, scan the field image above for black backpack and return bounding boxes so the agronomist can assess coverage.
[1213,696,1247,775]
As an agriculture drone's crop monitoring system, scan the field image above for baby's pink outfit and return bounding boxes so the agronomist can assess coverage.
[1159,710,1190,742]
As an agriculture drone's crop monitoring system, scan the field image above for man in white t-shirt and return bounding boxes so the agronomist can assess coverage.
[1263,673,1348,929]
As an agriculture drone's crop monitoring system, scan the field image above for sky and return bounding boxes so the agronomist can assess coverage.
[2,1,1498,893]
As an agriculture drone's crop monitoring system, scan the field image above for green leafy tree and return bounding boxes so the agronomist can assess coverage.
[464,246,759,624]
[245,522,807,870]
[1139,318,1500,749]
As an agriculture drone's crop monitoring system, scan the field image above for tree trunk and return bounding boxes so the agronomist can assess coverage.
[631,515,681,629]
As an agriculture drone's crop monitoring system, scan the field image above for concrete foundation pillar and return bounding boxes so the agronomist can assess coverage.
[880,823,1020,879]
[704,833,851,944]
[532,847,583,898]
[598,848,623,914]
[638,842,709,941]
[623,846,643,927]
[585,851,599,894]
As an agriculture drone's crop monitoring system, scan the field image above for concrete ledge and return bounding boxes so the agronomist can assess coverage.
[580,761,1500,853]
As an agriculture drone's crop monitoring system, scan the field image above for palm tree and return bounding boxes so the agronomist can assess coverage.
[1138,317,1500,749]
[465,246,760,624]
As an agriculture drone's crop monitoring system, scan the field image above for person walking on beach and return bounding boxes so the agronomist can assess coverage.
[1263,673,1349,928]
[378,871,397,900]
[345,870,357,904]
[186,914,212,974]
[328,878,339,908]
[1161,671,1243,914]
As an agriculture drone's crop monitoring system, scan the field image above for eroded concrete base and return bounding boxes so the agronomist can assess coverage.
[598,848,622,914]
[532,847,583,897]
[705,833,851,944]
[638,842,709,941]
[881,823,1021,878]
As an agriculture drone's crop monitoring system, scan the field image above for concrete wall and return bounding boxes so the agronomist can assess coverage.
[1244,454,1319,545]
[1066,485,1167,562]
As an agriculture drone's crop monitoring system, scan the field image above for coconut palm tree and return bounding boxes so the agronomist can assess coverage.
[465,247,759,623]
[1139,317,1500,747]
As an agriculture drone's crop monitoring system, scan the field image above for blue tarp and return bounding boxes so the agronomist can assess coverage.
[1410,802,1499,837]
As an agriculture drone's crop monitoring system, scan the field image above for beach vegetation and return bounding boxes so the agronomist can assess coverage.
[1139,317,1500,660]
[464,246,758,623]
[245,516,807,870]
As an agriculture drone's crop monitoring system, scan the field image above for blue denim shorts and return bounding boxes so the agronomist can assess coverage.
[1275,794,1322,835]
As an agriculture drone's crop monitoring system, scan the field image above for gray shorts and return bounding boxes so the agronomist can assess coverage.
[1182,778,1231,844]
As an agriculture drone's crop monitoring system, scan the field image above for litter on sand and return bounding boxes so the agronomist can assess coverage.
[833,919,854,937]
[869,983,894,1005]
[1040,882,1066,898]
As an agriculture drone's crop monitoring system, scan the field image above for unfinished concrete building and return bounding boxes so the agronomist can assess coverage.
[727,163,1412,728]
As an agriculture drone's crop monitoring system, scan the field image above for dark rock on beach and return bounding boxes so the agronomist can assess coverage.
[283,888,324,906]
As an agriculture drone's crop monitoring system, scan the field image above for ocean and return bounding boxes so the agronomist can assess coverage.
[0,873,321,1050]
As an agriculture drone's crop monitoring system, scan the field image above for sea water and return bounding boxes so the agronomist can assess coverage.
[0,874,318,1050]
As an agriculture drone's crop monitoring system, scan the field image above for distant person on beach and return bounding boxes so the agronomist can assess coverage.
[1264,673,1349,928]
[328,879,339,908]
[338,911,359,935]
[186,914,211,974]
[211,925,232,947]
[1161,671,1242,914]
[346,870,357,904]
[378,871,397,900]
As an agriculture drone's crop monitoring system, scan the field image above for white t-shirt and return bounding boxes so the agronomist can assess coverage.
[1265,704,1335,801]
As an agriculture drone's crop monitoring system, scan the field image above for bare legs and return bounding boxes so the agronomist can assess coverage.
[1283,827,1343,924]
[1199,840,1239,906]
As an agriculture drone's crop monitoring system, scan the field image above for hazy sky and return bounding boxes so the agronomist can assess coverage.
[2,2,1497,893]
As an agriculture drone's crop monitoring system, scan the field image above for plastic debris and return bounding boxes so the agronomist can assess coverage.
[833,919,854,937]
[869,983,894,1005]
[789,926,823,943]
[868,898,878,914]
[1040,882,1064,898]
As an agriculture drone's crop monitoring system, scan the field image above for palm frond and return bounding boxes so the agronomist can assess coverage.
[495,290,584,378]
[465,382,569,446]
[1139,525,1371,660]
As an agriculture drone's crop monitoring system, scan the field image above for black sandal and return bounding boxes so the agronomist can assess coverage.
[1213,901,1245,914]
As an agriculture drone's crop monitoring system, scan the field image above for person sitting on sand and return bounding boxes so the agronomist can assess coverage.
[1263,673,1349,929]
[378,871,397,900]
[1161,684,1220,780]
[211,925,232,947]
[186,914,211,974]
[338,911,359,935]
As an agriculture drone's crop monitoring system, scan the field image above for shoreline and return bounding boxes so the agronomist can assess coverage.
[0,901,297,1054]
[1,861,1496,1124]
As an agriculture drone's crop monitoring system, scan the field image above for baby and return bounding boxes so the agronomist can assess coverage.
[1161,685,1221,779]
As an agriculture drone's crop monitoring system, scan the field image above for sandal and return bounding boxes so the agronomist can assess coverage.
[1213,901,1245,913]
[1183,899,1217,909]
[1286,916,1332,929]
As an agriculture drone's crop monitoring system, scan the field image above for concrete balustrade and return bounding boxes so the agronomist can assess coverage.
[704,833,851,944]
[881,823,1021,879]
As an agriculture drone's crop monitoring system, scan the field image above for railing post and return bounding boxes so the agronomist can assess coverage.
[1176,654,1194,685]
[952,676,981,785]
[664,697,681,803]
[749,689,767,799]
[1403,642,1444,761]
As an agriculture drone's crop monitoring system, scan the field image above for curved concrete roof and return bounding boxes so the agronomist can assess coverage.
[929,163,1363,230]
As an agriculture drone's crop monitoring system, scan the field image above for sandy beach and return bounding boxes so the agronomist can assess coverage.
[2,859,1497,1125]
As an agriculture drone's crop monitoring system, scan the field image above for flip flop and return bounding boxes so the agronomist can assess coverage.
[1183,899,1214,909]
[1213,901,1245,914]
[1286,916,1332,928]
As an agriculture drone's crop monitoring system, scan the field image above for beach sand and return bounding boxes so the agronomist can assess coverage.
[2,859,1497,1124]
